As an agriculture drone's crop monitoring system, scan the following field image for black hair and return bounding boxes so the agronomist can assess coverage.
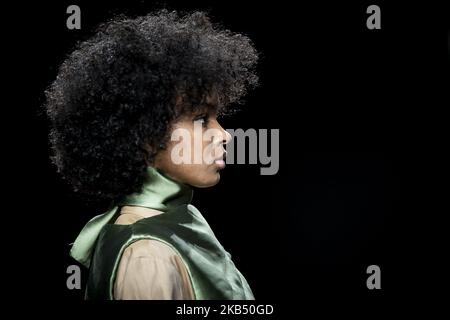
[44,10,258,201]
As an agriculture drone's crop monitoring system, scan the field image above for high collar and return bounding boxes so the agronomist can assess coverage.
[117,167,193,211]
[70,167,193,268]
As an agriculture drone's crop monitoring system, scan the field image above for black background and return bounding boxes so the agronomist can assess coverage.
[4,0,448,316]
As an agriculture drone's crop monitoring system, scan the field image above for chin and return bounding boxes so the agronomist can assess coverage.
[194,172,221,188]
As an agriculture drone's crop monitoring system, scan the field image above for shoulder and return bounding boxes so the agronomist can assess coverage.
[122,238,179,263]
[114,239,195,300]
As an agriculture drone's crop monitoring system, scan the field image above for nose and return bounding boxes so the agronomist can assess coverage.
[224,129,232,145]
[211,117,232,146]
[219,125,232,145]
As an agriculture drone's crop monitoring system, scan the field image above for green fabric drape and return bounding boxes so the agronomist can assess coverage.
[70,167,255,300]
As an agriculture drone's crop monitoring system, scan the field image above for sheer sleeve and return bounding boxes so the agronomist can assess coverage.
[113,239,195,300]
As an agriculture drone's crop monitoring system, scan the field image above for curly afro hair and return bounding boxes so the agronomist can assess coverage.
[44,10,258,202]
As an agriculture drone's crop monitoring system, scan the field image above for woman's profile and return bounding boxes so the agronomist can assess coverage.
[44,10,258,300]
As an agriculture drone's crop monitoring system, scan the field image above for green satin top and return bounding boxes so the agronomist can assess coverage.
[70,167,255,300]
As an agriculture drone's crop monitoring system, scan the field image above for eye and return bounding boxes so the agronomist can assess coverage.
[193,113,210,128]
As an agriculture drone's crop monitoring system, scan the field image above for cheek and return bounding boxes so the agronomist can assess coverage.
[153,124,221,187]
[202,130,224,162]
[202,140,214,163]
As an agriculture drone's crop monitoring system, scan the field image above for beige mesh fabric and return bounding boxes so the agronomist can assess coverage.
[113,206,195,300]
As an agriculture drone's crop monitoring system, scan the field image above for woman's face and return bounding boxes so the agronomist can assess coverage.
[153,107,231,188]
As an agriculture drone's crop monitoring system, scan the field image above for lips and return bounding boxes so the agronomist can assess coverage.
[214,159,226,169]
[214,151,226,169]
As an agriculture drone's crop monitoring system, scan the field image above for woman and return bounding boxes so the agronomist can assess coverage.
[44,10,259,299]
